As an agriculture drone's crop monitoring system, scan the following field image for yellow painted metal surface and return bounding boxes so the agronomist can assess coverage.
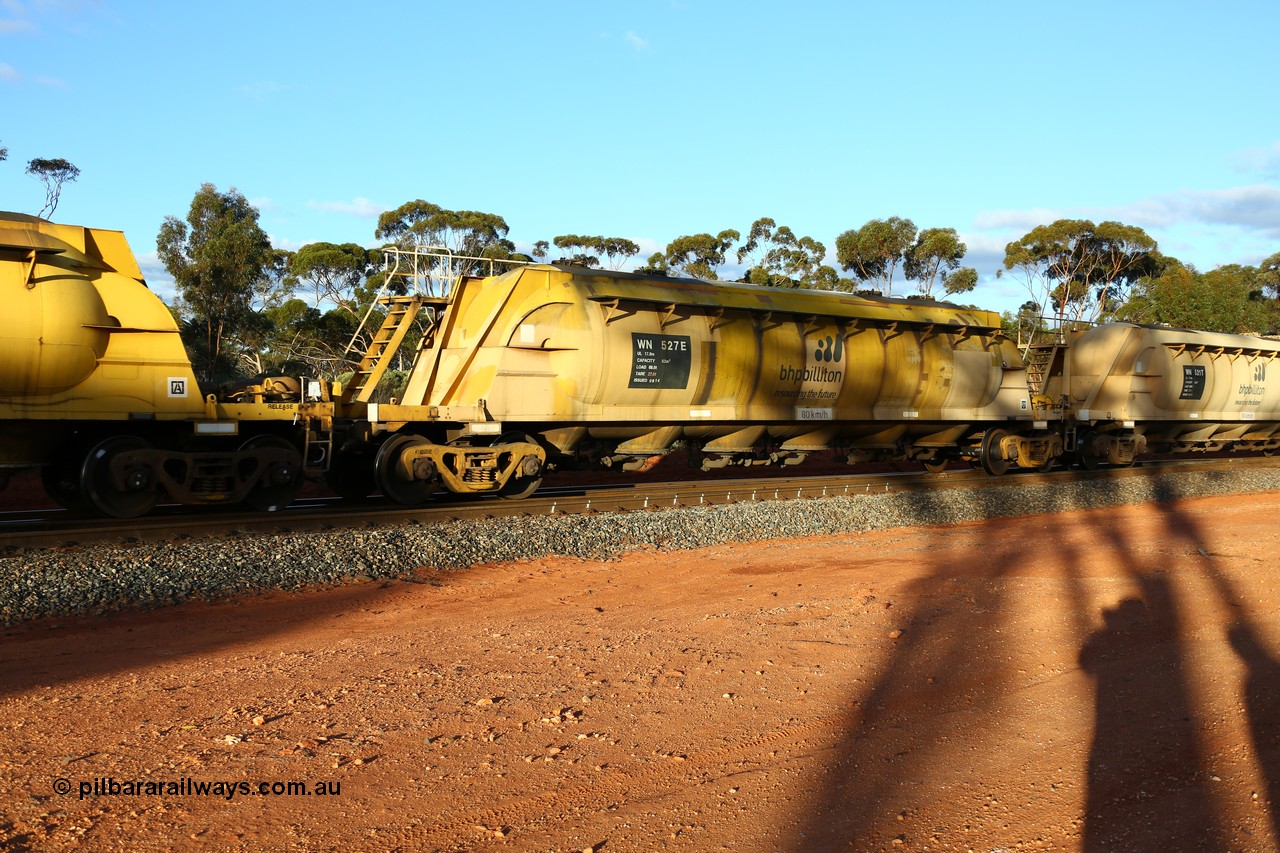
[400,265,1031,450]
[0,212,204,421]
[1051,324,1280,424]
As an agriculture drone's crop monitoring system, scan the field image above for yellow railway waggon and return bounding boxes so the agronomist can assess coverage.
[5,215,1279,518]
[312,248,1040,504]
[0,212,309,517]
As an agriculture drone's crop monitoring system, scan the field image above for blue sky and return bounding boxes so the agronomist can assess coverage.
[3,0,1279,314]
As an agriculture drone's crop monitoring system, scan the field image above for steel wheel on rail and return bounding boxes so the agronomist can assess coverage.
[979,428,1012,476]
[1076,432,1101,471]
[921,454,949,474]
[496,432,544,500]
[374,434,439,506]
[240,435,304,511]
[80,435,159,518]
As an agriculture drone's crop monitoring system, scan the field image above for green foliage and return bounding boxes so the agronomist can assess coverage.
[549,235,641,270]
[158,183,274,384]
[735,217,834,288]
[663,230,740,280]
[1115,263,1279,334]
[26,157,80,218]
[941,265,978,296]
[903,227,965,297]
[835,216,917,295]
[1002,219,1157,321]
[289,242,377,313]
[375,200,511,274]
[1258,251,1280,299]
[1000,300,1052,348]
[551,235,600,268]
[634,252,670,275]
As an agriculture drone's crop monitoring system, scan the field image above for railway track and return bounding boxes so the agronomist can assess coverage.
[1,456,1273,551]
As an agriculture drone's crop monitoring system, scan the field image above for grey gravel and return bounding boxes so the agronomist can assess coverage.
[3,467,1278,627]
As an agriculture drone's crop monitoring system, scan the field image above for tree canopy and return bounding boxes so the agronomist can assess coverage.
[549,235,641,269]
[902,227,967,298]
[662,230,741,280]
[1115,262,1278,335]
[374,200,513,274]
[289,242,378,314]
[26,157,80,218]
[834,217,917,295]
[735,217,842,288]
[1002,219,1159,321]
[157,184,275,384]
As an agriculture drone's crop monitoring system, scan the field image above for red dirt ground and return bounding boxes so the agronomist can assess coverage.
[3,490,1280,851]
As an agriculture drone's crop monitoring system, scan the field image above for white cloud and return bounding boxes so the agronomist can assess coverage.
[266,234,308,252]
[1177,184,1280,234]
[974,183,1280,241]
[624,30,649,51]
[310,197,384,218]
[0,61,18,81]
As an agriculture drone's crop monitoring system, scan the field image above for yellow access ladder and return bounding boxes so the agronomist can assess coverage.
[339,295,423,404]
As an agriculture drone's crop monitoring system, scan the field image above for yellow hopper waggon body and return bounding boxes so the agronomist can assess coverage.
[0,212,312,517]
[313,248,1044,504]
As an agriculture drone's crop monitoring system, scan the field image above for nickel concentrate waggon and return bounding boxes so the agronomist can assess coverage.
[2,210,1278,518]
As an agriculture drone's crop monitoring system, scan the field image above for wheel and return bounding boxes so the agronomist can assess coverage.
[922,455,949,474]
[239,435,304,511]
[374,434,438,506]
[1076,432,1101,471]
[80,436,159,518]
[496,432,544,500]
[324,450,377,500]
[979,428,1011,476]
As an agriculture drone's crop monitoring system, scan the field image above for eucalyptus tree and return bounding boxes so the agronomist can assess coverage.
[1116,262,1279,335]
[735,217,836,288]
[550,235,600,268]
[940,266,978,297]
[375,199,511,274]
[1001,219,1158,322]
[903,227,966,298]
[1258,251,1280,300]
[548,235,642,269]
[835,216,917,295]
[26,157,80,218]
[157,184,274,384]
[289,242,378,314]
[662,230,740,280]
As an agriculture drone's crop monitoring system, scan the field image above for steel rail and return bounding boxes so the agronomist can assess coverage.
[1,456,1276,552]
